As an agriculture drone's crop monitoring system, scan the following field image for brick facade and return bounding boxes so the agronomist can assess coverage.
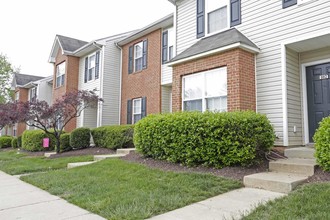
[52,48,79,132]
[172,48,256,112]
[16,88,29,136]
[120,30,162,124]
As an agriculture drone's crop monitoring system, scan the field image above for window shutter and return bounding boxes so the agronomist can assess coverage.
[162,31,168,64]
[142,40,148,69]
[230,0,241,27]
[283,0,297,8]
[95,51,100,79]
[127,99,132,124]
[84,57,88,83]
[141,97,147,118]
[196,0,205,39]
[128,46,133,74]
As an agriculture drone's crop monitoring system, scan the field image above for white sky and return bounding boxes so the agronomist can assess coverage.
[0,0,174,77]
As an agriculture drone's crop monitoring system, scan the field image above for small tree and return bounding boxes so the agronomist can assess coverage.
[0,102,19,131]
[0,54,14,104]
[17,90,102,153]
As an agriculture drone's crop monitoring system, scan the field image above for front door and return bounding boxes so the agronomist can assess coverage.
[306,63,330,142]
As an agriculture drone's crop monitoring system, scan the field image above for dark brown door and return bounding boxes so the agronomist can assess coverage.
[306,63,330,142]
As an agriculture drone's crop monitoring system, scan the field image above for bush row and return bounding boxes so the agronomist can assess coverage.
[0,136,13,148]
[21,130,57,151]
[134,111,275,168]
[314,116,330,171]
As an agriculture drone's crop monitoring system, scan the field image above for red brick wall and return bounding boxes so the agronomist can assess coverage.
[120,30,162,124]
[52,49,79,132]
[172,48,256,112]
[17,88,29,136]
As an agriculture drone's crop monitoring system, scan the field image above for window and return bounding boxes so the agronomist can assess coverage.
[134,42,143,72]
[56,62,65,88]
[162,28,175,63]
[206,0,229,34]
[88,54,95,81]
[30,87,37,102]
[132,98,142,124]
[182,67,227,112]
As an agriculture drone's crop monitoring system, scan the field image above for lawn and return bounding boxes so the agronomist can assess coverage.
[243,183,330,220]
[22,159,242,220]
[0,149,93,175]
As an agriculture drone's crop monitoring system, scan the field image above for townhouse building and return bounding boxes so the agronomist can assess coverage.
[165,0,330,146]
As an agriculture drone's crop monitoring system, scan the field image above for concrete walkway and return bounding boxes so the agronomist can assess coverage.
[0,171,105,220]
[148,188,285,220]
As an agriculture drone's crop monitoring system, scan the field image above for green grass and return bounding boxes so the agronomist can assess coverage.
[0,149,93,175]
[243,183,330,220]
[22,159,241,220]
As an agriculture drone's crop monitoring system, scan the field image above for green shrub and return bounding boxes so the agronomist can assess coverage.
[22,130,57,151]
[17,135,22,148]
[11,137,18,148]
[134,111,275,168]
[60,133,72,152]
[70,127,90,149]
[314,116,330,171]
[0,136,13,148]
[92,125,134,149]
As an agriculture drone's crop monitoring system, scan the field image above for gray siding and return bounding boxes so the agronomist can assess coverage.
[83,107,97,128]
[161,86,172,113]
[286,48,302,146]
[300,47,330,64]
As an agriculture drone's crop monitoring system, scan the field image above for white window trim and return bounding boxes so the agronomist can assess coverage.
[134,42,143,72]
[205,0,230,37]
[182,67,227,112]
[88,53,96,82]
[56,62,65,88]
[132,98,142,124]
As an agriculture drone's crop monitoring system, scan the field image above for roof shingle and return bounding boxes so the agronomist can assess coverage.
[14,73,44,86]
[57,35,88,52]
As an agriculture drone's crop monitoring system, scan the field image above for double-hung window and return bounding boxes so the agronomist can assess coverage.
[162,28,175,63]
[183,67,227,112]
[30,87,37,102]
[56,62,65,88]
[134,42,143,72]
[132,98,142,124]
[88,54,95,81]
[84,51,100,83]
[206,0,229,34]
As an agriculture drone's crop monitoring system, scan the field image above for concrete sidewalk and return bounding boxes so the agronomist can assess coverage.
[0,171,105,220]
[148,188,286,220]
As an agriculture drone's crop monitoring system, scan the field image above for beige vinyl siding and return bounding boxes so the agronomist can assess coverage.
[286,48,303,146]
[77,51,101,128]
[300,47,330,64]
[82,107,98,128]
[161,86,172,113]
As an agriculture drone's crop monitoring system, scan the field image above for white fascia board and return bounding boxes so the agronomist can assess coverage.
[168,43,260,67]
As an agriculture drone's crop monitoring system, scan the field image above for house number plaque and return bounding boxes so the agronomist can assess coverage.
[319,75,329,80]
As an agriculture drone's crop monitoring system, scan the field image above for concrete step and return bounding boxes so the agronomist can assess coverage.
[94,154,126,161]
[244,172,308,193]
[44,152,57,158]
[269,158,316,176]
[116,148,136,155]
[284,147,315,159]
[67,161,97,169]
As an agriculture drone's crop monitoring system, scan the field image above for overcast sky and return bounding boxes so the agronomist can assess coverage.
[0,0,174,77]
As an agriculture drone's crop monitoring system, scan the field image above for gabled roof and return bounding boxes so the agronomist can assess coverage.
[13,73,45,87]
[117,13,173,46]
[168,28,259,66]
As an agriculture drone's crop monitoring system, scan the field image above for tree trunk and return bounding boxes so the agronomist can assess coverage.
[55,135,61,153]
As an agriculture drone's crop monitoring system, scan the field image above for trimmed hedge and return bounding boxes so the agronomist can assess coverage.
[92,125,134,149]
[11,137,18,148]
[134,111,275,168]
[60,133,72,152]
[0,136,13,148]
[70,127,90,149]
[22,130,57,152]
[314,116,330,171]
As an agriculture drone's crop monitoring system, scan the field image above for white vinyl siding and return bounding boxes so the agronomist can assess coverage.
[286,48,303,146]
[300,47,330,64]
[161,64,173,85]
[161,86,172,113]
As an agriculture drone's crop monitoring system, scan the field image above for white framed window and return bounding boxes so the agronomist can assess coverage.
[132,98,142,124]
[88,54,96,81]
[134,42,143,72]
[29,87,37,102]
[56,62,65,88]
[182,67,227,112]
[206,0,229,35]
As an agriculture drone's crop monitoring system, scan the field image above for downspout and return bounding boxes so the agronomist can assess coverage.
[93,42,104,127]
[281,44,289,146]
[115,42,123,125]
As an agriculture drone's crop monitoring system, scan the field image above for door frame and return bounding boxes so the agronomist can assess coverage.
[302,58,330,144]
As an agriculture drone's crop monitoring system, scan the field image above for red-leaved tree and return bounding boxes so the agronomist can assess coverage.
[0,102,20,132]
[17,90,102,153]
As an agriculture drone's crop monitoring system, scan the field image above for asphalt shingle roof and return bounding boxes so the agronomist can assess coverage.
[57,35,88,52]
[14,73,44,86]
[170,28,259,63]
